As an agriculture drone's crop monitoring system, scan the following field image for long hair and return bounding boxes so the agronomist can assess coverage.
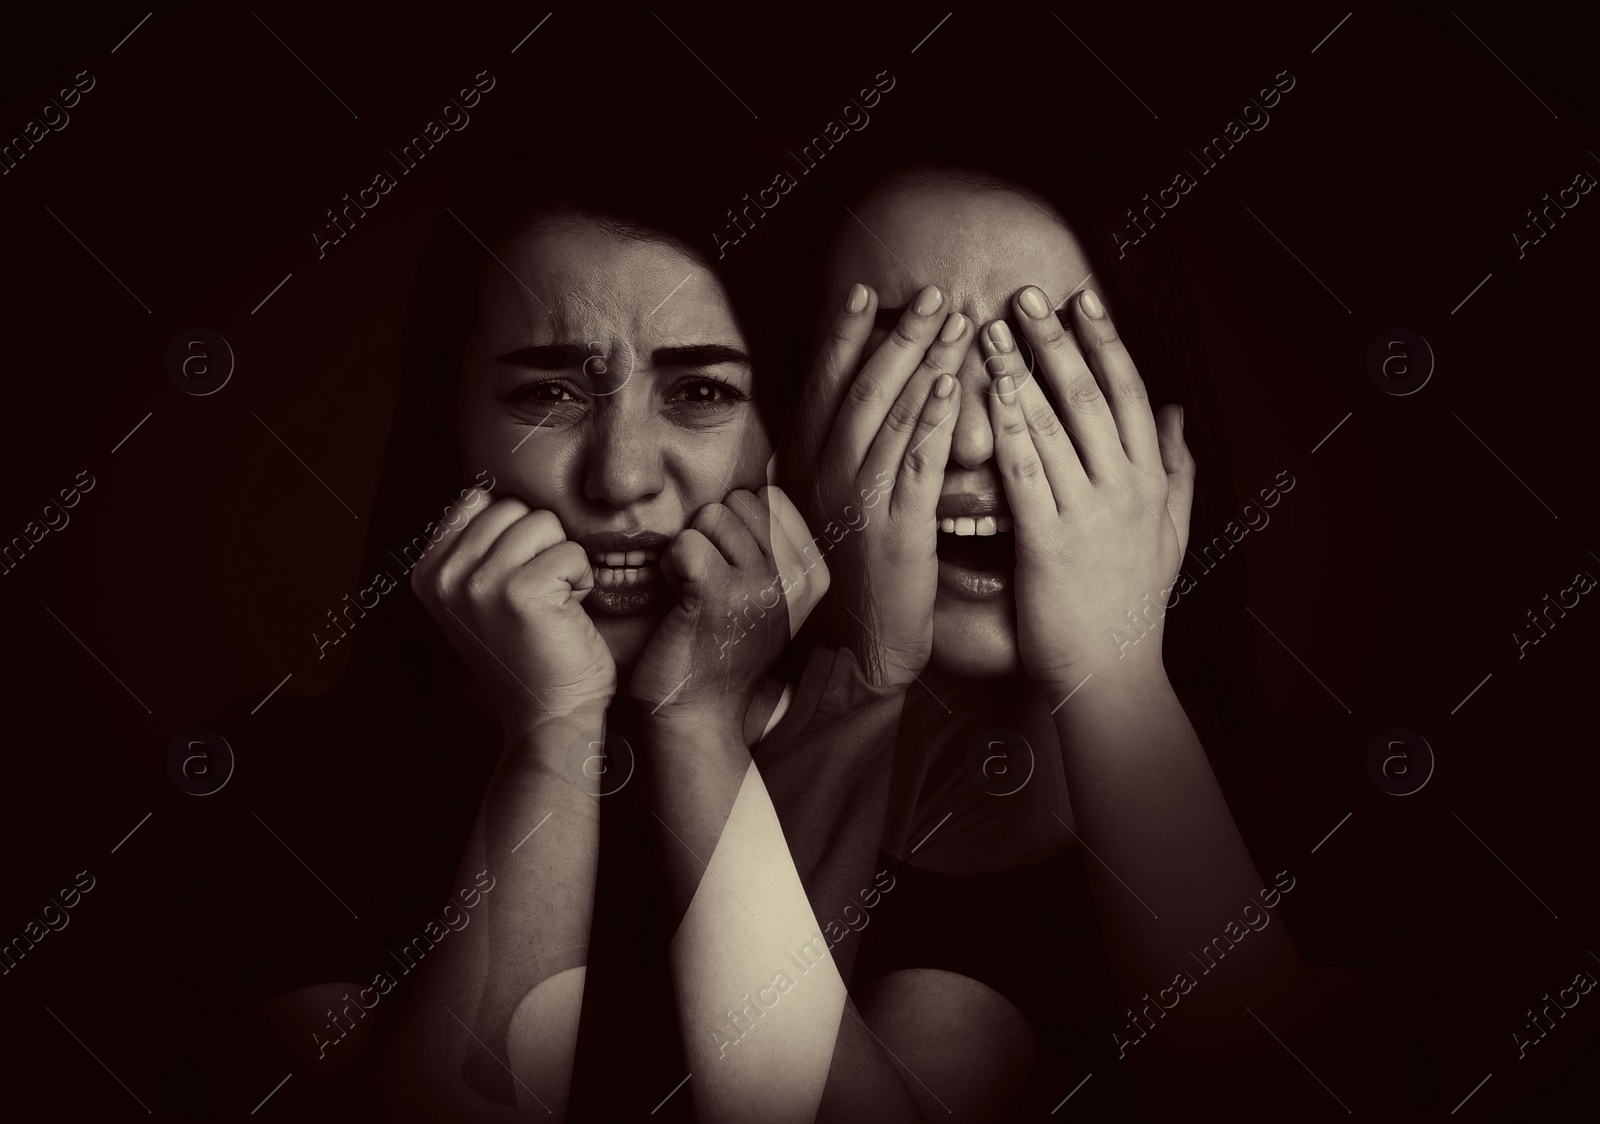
[342,92,791,701]
[774,91,1257,733]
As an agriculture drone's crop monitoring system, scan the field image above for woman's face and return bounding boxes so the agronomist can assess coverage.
[823,177,1094,678]
[457,218,771,668]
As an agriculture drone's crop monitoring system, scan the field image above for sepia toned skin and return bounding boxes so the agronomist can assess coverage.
[380,218,835,1122]
[451,216,774,696]
[199,219,828,1121]
[817,179,1095,679]
[783,176,1405,1120]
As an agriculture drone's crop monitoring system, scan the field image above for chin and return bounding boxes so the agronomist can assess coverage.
[592,613,658,676]
[930,595,1022,679]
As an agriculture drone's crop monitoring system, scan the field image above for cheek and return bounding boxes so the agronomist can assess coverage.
[669,416,772,503]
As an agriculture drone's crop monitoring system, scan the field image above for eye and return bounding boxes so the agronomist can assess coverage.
[668,376,747,408]
[499,380,582,406]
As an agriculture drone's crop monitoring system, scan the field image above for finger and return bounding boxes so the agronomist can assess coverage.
[415,491,527,592]
[467,509,566,590]
[792,283,879,465]
[1156,404,1195,558]
[829,285,949,469]
[1012,285,1126,478]
[504,539,595,605]
[761,485,829,635]
[1071,288,1161,470]
[987,373,1060,525]
[981,320,1084,502]
[659,527,724,595]
[887,363,960,524]
[692,502,764,570]
[721,489,775,560]
[862,309,971,486]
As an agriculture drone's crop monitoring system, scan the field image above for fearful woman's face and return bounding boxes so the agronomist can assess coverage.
[823,177,1094,678]
[456,219,771,668]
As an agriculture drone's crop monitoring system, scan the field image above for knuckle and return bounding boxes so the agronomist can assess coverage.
[1011,456,1044,483]
[903,444,935,476]
[890,321,923,351]
[463,566,497,603]
[847,373,884,407]
[428,569,454,604]
[1001,416,1029,438]
[1093,328,1127,355]
[1114,375,1147,401]
[883,398,920,435]
[1026,404,1061,436]
[1066,376,1103,406]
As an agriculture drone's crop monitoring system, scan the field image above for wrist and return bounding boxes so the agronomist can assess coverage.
[500,702,610,757]
[1038,654,1172,711]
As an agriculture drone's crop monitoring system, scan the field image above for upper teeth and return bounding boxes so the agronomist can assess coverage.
[590,550,659,566]
[939,515,1012,535]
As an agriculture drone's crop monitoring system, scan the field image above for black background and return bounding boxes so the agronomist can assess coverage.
[1,3,1596,1118]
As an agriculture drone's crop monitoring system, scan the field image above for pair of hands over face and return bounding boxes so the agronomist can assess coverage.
[411,282,1195,737]
[409,482,829,734]
[793,282,1196,700]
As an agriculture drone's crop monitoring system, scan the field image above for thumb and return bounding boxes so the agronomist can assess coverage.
[1157,404,1195,559]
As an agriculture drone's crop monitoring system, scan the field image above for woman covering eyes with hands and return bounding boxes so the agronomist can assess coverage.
[760,95,1416,1120]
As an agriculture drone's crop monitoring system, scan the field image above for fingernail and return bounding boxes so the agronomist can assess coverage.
[996,374,1016,397]
[1019,287,1050,319]
[913,285,943,316]
[939,312,966,342]
[1178,405,1186,430]
[846,283,869,314]
[1080,288,1106,319]
[987,320,1015,353]
[934,372,955,398]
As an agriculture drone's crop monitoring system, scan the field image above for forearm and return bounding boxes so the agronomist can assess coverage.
[648,716,922,1123]
[1050,662,1319,1068]
[376,710,604,1122]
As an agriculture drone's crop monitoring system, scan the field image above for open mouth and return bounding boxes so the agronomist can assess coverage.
[580,533,670,616]
[935,512,1015,598]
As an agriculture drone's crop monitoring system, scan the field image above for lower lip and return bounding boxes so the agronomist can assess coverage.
[937,557,1011,599]
[586,565,663,616]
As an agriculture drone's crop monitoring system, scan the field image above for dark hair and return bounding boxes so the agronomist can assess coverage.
[776,92,1256,732]
[343,92,791,698]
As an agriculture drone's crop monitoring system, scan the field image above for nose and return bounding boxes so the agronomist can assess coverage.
[948,335,996,469]
[582,406,665,509]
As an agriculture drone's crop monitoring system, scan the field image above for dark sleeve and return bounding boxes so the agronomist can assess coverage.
[753,644,907,984]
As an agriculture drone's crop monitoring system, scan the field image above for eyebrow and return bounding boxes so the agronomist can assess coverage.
[495,342,751,368]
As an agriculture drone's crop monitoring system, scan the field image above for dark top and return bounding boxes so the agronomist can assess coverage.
[852,673,1419,1120]
[156,644,906,1120]
[157,649,1414,1120]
